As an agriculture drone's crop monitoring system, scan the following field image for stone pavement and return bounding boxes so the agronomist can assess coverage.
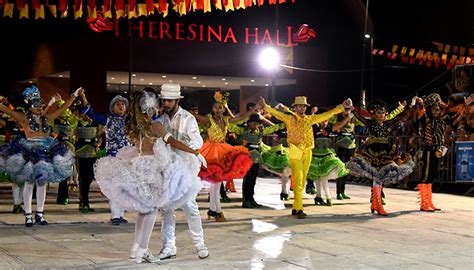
[0,178,473,269]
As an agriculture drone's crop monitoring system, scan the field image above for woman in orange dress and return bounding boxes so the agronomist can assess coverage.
[193,93,257,221]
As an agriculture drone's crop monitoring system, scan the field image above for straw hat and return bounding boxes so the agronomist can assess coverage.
[292,96,310,107]
[159,83,184,99]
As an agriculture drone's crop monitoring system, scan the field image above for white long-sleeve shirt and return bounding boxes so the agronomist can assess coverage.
[157,106,203,150]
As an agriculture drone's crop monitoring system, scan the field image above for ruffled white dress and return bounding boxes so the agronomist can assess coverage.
[94,138,202,213]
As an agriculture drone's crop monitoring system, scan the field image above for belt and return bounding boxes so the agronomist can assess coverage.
[341,133,353,136]
[248,144,260,149]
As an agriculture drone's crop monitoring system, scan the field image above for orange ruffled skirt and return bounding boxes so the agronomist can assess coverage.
[198,141,253,183]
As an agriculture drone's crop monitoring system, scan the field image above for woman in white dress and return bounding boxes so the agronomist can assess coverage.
[94,90,207,263]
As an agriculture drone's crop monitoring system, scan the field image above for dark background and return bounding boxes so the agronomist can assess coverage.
[0,0,472,109]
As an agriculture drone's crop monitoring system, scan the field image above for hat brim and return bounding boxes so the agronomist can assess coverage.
[159,95,184,99]
[292,103,310,107]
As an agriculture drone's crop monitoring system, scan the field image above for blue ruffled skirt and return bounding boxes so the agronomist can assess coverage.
[0,135,74,184]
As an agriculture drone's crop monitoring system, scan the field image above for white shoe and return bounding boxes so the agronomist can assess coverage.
[130,243,139,259]
[135,248,147,264]
[158,246,177,260]
[196,244,209,259]
[142,250,160,263]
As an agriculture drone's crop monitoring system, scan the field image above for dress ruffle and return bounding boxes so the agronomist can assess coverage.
[0,136,74,184]
[198,141,253,183]
[307,148,348,181]
[346,137,414,185]
[94,139,202,213]
[260,143,291,176]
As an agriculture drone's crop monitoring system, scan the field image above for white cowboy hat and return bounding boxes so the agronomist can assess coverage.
[159,83,184,99]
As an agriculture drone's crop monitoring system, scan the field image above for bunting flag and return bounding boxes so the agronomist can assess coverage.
[372,41,474,70]
[0,0,295,19]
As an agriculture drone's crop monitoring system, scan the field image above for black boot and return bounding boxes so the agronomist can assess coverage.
[35,211,48,225]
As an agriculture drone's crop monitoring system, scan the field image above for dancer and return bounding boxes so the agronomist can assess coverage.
[0,86,78,226]
[233,113,285,208]
[0,109,25,214]
[260,96,351,219]
[346,100,414,216]
[94,90,206,263]
[416,93,447,212]
[308,108,351,206]
[79,90,131,225]
[193,91,255,222]
[155,84,209,260]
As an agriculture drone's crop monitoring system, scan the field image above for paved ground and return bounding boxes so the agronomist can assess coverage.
[0,178,473,269]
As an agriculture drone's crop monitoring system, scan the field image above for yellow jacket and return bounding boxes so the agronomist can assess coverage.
[265,104,344,159]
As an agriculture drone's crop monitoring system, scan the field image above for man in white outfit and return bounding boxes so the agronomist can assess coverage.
[156,83,209,259]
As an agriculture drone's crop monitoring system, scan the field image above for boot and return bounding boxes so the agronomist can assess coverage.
[225,180,237,192]
[280,193,289,201]
[427,183,441,211]
[207,210,217,220]
[242,200,256,208]
[220,183,231,203]
[419,184,434,212]
[314,197,326,206]
[24,213,33,228]
[326,199,332,206]
[371,186,388,216]
[215,212,227,222]
[337,193,343,200]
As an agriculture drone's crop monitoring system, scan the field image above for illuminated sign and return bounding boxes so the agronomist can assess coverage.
[88,14,316,47]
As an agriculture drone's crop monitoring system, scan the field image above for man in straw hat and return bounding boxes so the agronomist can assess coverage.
[260,95,353,219]
[155,83,209,260]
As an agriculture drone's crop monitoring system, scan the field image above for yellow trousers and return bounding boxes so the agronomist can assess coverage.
[290,149,313,211]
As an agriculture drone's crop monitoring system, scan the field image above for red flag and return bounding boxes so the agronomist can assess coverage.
[257,0,264,6]
[74,0,82,11]
[196,0,204,10]
[146,0,154,13]
[32,0,40,9]
[129,0,136,11]
[269,0,277,4]
[158,0,167,12]
[16,0,26,9]
[116,0,124,11]
[244,0,252,7]
[185,0,192,11]
[104,0,112,12]
[59,0,68,11]
[233,0,239,8]
[0,0,7,6]
[88,0,96,10]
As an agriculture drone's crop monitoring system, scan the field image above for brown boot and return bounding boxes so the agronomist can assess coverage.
[372,185,388,216]
[215,212,227,222]
[427,183,441,211]
[419,184,434,212]
[225,180,237,192]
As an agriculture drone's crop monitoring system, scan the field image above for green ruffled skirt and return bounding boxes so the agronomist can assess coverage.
[307,147,348,181]
[260,143,291,175]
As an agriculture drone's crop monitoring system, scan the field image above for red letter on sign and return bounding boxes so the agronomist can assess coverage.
[261,29,273,45]
[246,28,259,44]
[188,24,197,41]
[176,23,185,40]
[160,22,172,39]
[224,27,237,43]
[149,22,158,38]
[208,25,222,42]
[129,21,144,38]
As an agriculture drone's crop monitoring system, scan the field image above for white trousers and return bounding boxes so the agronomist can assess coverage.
[109,200,125,219]
[12,182,24,205]
[23,182,46,214]
[160,198,205,250]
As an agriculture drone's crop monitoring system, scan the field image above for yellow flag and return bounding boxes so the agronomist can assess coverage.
[19,4,29,19]
[401,47,407,55]
[49,5,57,17]
[35,5,46,20]
[87,6,97,19]
[391,45,398,53]
[214,0,223,10]
[409,48,416,57]
[3,3,14,18]
[224,0,234,11]
[432,41,444,51]
[444,44,451,53]
[460,47,466,55]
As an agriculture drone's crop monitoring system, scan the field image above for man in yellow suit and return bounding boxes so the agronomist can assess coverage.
[260,96,353,219]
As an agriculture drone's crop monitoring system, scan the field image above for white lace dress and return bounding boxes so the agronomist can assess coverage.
[94,138,202,213]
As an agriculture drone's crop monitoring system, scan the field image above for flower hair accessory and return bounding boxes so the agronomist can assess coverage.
[139,91,159,116]
[214,91,230,105]
[22,85,43,107]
